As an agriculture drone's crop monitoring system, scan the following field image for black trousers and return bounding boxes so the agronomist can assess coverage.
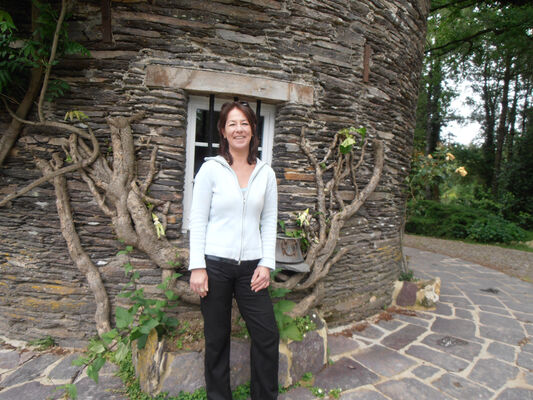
[201,257,279,400]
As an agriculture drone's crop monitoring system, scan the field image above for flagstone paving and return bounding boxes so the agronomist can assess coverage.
[1,246,532,399]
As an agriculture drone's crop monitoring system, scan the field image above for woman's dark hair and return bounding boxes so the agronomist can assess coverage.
[217,101,259,165]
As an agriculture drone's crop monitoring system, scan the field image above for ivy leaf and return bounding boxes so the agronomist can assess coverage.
[340,136,357,154]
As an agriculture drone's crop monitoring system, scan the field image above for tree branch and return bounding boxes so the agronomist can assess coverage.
[38,0,68,122]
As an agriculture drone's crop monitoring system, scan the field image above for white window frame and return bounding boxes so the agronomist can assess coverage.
[182,95,275,231]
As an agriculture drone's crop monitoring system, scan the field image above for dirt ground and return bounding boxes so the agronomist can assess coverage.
[404,234,533,283]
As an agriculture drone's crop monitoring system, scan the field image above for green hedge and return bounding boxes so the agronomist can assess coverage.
[406,200,527,244]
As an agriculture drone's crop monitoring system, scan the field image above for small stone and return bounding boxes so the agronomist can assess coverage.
[396,282,417,306]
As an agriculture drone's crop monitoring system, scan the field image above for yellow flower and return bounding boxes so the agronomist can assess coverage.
[455,166,467,177]
[427,154,433,159]
[445,152,455,161]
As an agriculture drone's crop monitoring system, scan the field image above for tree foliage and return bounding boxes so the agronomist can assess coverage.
[412,0,533,230]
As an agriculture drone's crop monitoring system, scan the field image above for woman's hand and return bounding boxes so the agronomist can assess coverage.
[190,269,209,298]
[251,266,271,292]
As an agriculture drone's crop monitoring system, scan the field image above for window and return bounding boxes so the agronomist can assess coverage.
[182,95,275,231]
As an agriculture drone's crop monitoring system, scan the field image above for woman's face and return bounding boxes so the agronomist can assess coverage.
[222,107,252,154]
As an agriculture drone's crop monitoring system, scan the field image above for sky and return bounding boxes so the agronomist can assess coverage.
[441,81,482,146]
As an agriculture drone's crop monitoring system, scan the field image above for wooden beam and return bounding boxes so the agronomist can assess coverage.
[101,0,112,43]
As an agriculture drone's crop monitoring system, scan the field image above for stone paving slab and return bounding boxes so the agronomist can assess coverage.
[313,357,379,391]
[497,388,533,400]
[351,345,415,377]
[406,344,469,372]
[468,357,520,390]
[487,341,517,362]
[381,323,426,350]
[432,372,494,399]
[0,353,60,387]
[0,381,57,400]
[327,335,360,358]
[375,377,452,400]
[431,316,477,341]
[420,333,482,361]
[340,388,389,399]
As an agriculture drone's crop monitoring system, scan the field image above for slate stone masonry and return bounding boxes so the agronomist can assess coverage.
[0,0,429,345]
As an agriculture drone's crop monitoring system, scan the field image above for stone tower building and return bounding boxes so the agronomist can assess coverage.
[0,0,429,346]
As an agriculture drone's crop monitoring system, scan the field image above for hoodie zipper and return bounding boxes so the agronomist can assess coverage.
[211,157,265,264]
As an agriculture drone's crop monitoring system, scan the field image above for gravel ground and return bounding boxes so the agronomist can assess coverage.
[404,234,533,282]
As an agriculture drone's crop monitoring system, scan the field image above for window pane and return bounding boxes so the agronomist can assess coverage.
[195,109,220,144]
[194,146,211,176]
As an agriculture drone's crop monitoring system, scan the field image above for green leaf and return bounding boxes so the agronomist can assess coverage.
[87,356,106,383]
[340,136,356,154]
[280,323,303,341]
[270,288,291,298]
[165,317,179,328]
[100,329,118,345]
[165,289,179,301]
[72,355,89,366]
[88,342,106,354]
[55,383,77,400]
[114,341,129,363]
[139,318,160,334]
[115,307,133,329]
[136,334,149,350]
[274,299,295,314]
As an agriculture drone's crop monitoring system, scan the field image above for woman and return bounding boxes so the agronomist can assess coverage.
[189,101,279,400]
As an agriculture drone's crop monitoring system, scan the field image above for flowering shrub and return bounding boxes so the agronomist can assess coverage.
[407,146,467,201]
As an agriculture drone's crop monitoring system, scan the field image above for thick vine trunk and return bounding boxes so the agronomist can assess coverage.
[36,155,111,335]
[0,68,42,165]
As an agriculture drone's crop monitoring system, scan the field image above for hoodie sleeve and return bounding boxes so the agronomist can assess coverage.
[188,162,213,270]
[259,167,278,270]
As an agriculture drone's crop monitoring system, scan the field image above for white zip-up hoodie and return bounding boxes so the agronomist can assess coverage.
[188,155,278,270]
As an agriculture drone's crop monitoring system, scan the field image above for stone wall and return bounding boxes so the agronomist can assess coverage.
[0,0,429,346]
